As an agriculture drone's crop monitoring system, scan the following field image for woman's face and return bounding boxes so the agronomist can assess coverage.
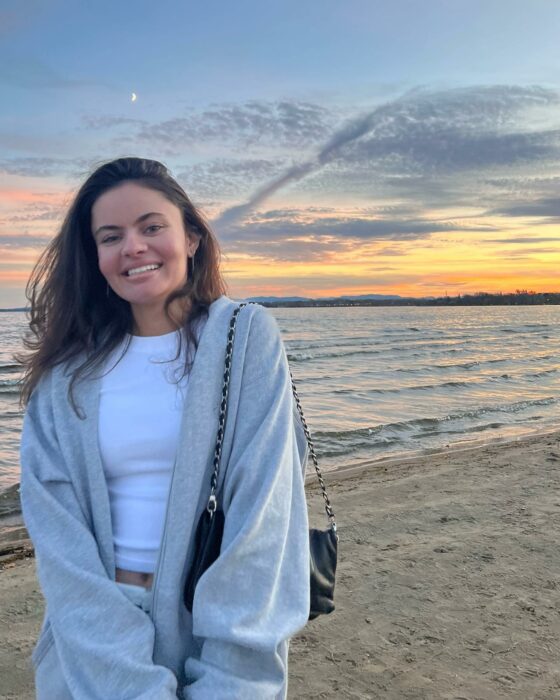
[91,182,199,321]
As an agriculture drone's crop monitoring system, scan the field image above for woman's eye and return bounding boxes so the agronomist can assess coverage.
[101,234,119,244]
[145,224,163,234]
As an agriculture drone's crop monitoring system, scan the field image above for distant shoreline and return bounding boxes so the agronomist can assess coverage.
[2,291,560,312]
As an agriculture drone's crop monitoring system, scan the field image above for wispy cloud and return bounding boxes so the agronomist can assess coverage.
[213,85,560,230]
[82,116,147,130]
[0,157,76,178]
[105,100,335,155]
[482,236,560,244]
[0,233,52,248]
[176,158,287,200]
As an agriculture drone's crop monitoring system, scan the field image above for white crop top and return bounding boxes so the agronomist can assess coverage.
[98,326,201,573]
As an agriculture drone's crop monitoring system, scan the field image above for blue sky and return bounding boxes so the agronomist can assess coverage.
[1,0,559,305]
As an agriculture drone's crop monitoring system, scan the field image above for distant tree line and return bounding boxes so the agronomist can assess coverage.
[261,291,560,308]
[2,291,559,312]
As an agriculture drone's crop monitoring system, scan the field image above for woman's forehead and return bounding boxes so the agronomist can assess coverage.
[91,182,179,225]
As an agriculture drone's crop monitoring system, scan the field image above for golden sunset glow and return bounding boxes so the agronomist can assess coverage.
[2,181,559,304]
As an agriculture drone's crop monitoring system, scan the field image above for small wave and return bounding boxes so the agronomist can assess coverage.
[288,347,388,362]
[287,353,315,362]
[0,378,21,395]
[526,368,558,378]
[314,397,557,444]
[444,397,556,421]
[408,380,469,391]
[286,338,376,352]
[0,363,21,372]
[332,387,390,395]
[415,421,506,439]
[396,360,481,372]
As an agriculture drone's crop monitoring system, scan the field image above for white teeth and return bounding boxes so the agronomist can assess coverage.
[126,264,161,276]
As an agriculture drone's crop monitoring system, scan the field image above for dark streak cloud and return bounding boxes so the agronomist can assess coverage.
[482,236,560,244]
[214,85,560,230]
[501,247,559,257]
[489,197,560,218]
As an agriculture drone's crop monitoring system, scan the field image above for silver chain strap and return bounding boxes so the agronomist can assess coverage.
[207,303,337,533]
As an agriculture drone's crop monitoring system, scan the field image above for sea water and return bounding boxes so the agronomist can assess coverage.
[1,305,559,492]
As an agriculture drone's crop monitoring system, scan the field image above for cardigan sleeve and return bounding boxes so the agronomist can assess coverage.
[19,372,178,700]
[183,307,310,699]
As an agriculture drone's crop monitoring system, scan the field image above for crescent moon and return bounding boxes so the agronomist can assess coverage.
[131,92,137,102]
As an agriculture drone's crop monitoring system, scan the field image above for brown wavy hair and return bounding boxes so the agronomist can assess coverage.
[18,157,227,409]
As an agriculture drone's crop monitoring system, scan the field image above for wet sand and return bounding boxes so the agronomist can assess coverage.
[1,431,560,699]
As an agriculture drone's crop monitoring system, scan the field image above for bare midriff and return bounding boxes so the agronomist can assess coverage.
[115,567,154,590]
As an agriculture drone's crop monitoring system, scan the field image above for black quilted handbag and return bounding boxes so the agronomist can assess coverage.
[184,303,338,620]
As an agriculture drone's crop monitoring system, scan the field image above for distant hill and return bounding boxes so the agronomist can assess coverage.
[244,291,560,307]
[244,294,404,303]
[243,296,312,303]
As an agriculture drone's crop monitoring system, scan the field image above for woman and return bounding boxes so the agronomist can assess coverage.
[19,157,310,699]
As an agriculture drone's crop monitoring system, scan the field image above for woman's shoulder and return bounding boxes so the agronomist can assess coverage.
[206,296,280,345]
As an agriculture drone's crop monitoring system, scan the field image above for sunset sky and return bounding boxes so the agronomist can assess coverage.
[1,0,559,306]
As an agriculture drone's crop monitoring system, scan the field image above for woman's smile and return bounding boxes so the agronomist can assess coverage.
[123,263,161,277]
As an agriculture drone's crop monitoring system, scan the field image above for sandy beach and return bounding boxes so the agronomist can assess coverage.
[1,431,559,699]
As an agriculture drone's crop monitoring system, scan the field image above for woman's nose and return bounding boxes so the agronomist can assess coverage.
[121,231,148,256]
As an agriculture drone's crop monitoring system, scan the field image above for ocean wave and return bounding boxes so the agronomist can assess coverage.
[0,363,21,373]
[314,397,557,448]
[526,368,558,378]
[288,341,475,362]
[0,378,21,395]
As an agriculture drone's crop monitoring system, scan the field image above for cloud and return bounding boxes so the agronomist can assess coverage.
[176,158,287,200]
[0,157,74,178]
[0,233,52,248]
[214,85,560,230]
[489,197,560,218]
[82,116,147,130]
[113,100,335,154]
[9,208,64,223]
[217,212,493,261]
[499,247,559,257]
[482,236,560,244]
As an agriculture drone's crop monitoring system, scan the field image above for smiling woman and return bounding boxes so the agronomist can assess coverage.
[16,157,311,699]
[91,183,200,336]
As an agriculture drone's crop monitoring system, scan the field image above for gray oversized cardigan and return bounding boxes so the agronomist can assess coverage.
[20,296,310,699]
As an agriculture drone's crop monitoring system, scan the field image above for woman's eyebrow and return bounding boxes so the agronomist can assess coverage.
[93,211,166,238]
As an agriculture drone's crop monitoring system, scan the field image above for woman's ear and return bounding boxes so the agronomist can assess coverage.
[187,232,201,257]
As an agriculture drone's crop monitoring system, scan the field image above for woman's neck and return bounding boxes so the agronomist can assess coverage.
[131,298,190,337]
